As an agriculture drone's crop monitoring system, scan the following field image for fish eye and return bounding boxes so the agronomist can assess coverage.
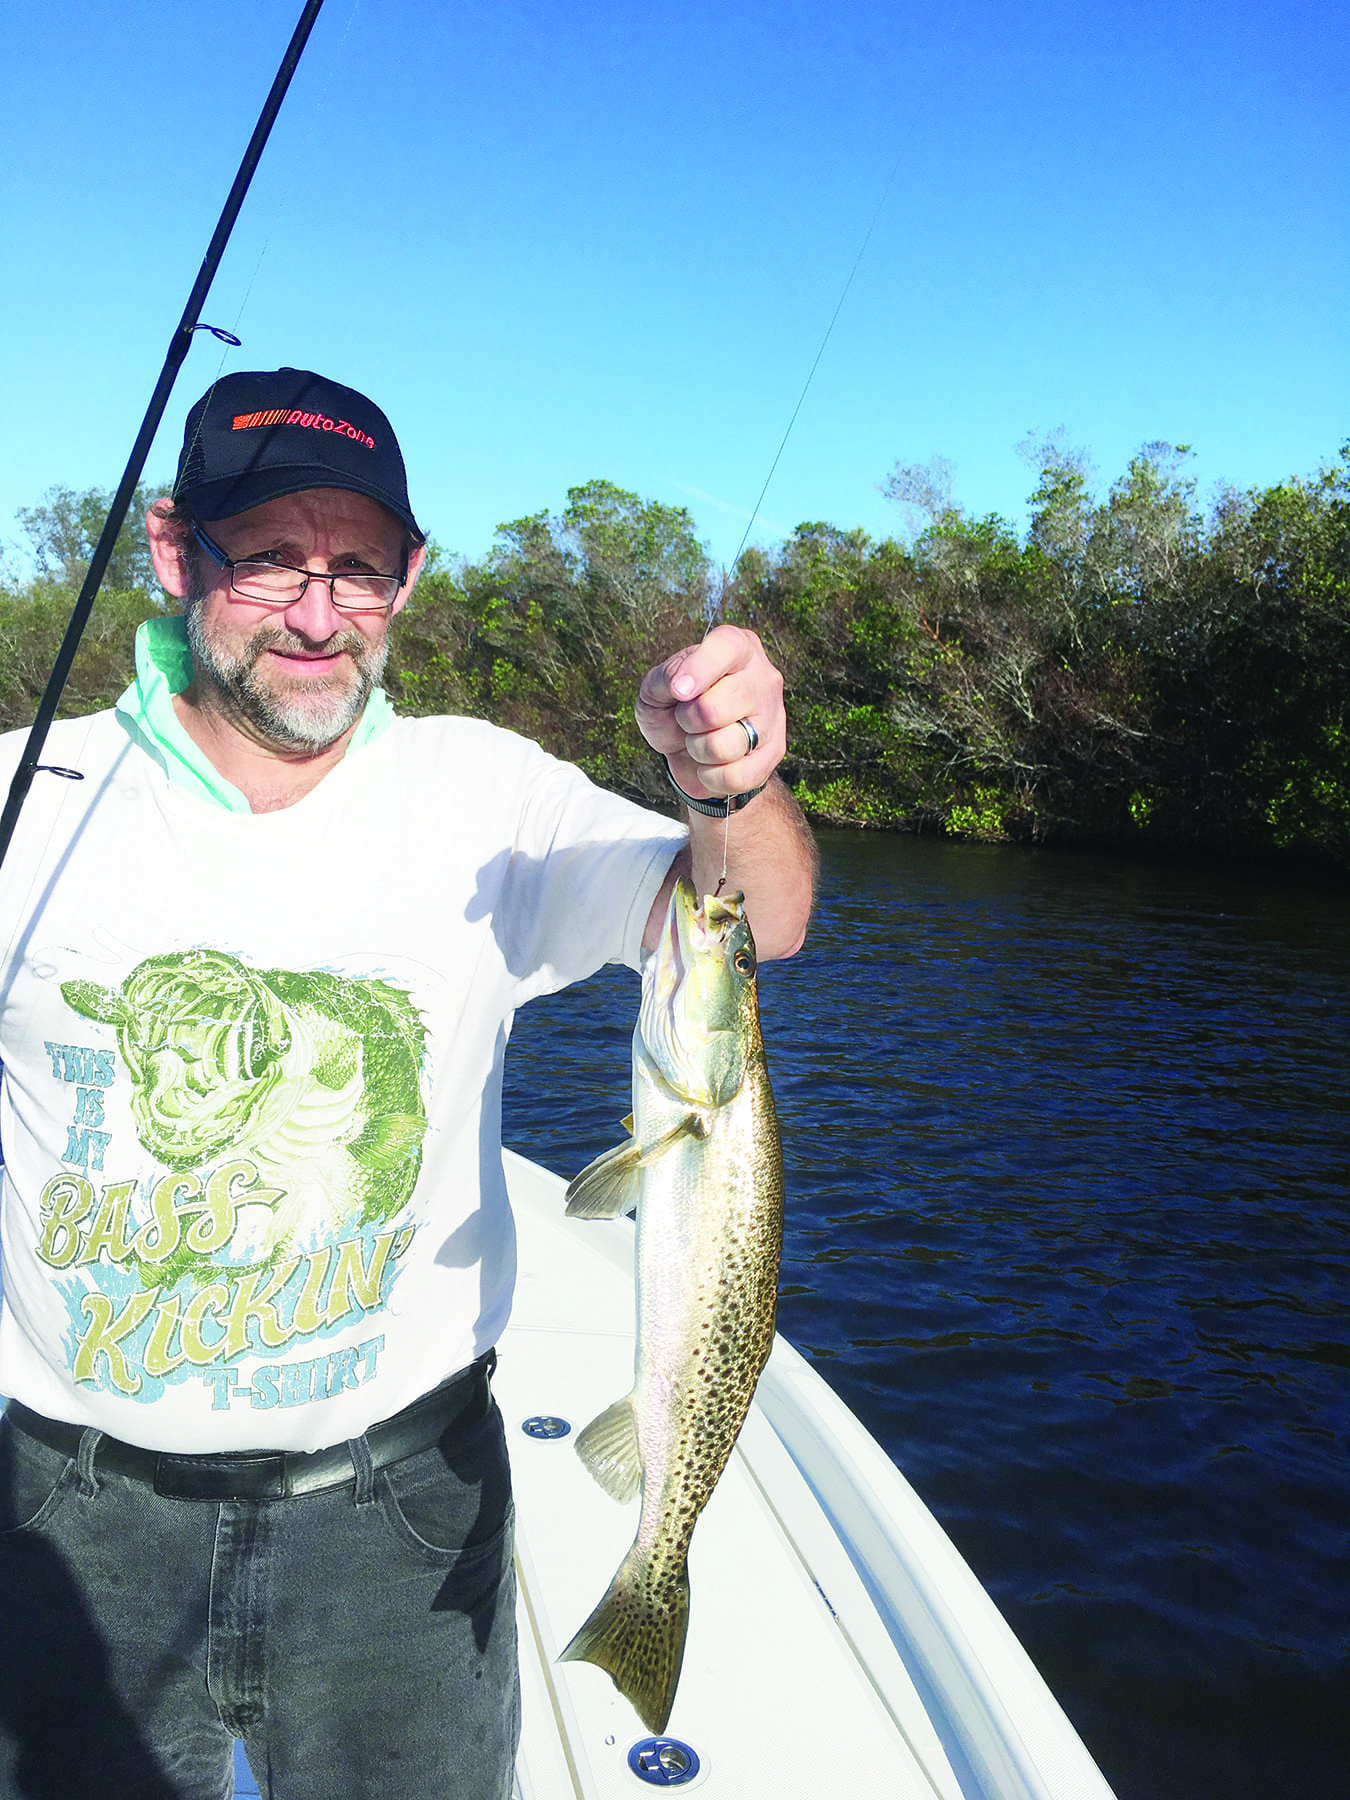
[734,949,756,978]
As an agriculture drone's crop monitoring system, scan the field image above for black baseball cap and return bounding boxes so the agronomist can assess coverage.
[172,367,424,543]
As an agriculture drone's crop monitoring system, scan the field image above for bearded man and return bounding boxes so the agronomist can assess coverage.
[0,368,813,1800]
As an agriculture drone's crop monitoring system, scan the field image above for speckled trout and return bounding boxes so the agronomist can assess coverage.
[559,877,784,1734]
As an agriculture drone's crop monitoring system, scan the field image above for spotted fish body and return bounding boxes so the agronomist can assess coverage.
[560,877,784,1734]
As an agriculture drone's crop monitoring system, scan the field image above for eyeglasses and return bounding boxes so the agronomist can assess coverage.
[190,523,408,613]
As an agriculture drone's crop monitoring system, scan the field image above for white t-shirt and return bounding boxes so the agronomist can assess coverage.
[0,698,682,1452]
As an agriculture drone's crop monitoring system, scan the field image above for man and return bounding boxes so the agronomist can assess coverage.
[0,368,814,1799]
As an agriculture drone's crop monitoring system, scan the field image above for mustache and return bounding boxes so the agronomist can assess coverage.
[243,624,372,665]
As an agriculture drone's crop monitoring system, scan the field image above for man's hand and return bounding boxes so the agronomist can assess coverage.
[637,625,814,961]
[636,624,785,801]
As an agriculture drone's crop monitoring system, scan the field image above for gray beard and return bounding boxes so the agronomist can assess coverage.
[184,603,389,752]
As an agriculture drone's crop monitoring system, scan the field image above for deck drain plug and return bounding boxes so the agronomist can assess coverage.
[520,1415,571,1439]
[627,1737,700,1786]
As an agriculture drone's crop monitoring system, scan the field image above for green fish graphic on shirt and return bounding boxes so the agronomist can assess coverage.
[63,948,428,1289]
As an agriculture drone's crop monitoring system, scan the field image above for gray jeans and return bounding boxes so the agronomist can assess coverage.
[0,1400,519,1800]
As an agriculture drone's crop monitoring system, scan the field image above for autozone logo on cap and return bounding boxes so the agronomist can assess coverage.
[231,409,376,450]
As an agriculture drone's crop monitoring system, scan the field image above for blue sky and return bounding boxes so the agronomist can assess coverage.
[2,0,1345,574]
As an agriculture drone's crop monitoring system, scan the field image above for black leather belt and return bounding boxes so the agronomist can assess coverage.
[4,1349,495,1503]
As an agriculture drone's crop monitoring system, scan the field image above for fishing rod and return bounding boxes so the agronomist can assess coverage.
[0,0,328,877]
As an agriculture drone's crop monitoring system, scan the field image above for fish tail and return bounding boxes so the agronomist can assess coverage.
[558,1551,690,1736]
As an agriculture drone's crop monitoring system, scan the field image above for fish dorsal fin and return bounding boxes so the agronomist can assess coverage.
[574,1394,642,1504]
[564,1116,706,1219]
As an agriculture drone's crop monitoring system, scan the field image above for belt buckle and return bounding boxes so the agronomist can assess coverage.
[154,1451,288,1503]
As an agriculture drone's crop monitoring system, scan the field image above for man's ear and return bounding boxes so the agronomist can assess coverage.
[390,541,428,618]
[145,501,192,600]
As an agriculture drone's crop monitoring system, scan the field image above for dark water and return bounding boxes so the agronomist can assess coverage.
[502,830,1350,1800]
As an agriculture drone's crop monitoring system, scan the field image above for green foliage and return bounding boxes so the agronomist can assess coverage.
[870,438,1349,861]
[0,580,163,730]
[5,445,1348,868]
[385,480,712,808]
[946,786,1006,840]
[1129,444,1350,860]
[720,523,946,832]
[0,479,170,731]
[17,481,164,595]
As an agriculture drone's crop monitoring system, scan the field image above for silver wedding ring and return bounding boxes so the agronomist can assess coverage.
[738,717,759,755]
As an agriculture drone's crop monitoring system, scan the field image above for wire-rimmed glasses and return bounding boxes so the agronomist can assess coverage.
[190,522,408,612]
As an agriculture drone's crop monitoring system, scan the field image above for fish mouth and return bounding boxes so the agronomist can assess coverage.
[649,877,739,1020]
[666,878,744,981]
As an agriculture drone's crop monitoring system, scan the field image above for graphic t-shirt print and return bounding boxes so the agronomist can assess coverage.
[36,948,428,1415]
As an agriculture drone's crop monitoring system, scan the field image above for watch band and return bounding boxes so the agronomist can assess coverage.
[665,764,767,818]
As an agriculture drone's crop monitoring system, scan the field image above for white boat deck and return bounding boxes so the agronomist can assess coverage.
[501,1157,958,1800]
[229,1150,1115,1799]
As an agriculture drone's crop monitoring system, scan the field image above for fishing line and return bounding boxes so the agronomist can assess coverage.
[0,0,329,879]
[714,812,731,898]
[695,150,902,834]
[174,0,367,496]
[222,0,366,344]
[707,150,904,630]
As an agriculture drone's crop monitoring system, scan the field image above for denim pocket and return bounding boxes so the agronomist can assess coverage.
[376,1405,513,1566]
[0,1414,79,1536]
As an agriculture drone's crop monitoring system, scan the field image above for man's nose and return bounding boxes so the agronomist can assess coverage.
[281,572,347,640]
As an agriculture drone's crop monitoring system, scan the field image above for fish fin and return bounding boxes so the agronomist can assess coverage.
[559,1551,690,1736]
[564,1116,703,1219]
[346,1113,426,1172]
[565,1140,642,1218]
[621,1112,635,1134]
[642,1114,707,1153]
[574,1395,642,1503]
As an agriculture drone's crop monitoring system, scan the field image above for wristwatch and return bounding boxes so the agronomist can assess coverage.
[665,763,766,818]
